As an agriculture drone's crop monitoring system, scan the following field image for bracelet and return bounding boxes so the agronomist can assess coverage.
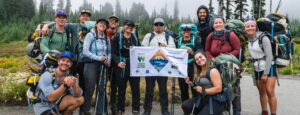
[62,82,69,88]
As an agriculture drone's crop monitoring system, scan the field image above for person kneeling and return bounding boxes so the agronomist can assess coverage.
[182,51,225,115]
[33,52,84,115]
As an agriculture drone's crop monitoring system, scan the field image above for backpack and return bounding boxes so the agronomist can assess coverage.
[177,24,198,48]
[208,13,218,31]
[212,53,242,103]
[225,19,248,62]
[257,13,294,68]
[148,29,177,45]
[26,51,61,106]
[26,22,55,58]
[117,27,139,62]
[258,32,293,68]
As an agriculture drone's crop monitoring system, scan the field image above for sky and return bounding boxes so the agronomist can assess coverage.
[36,0,300,20]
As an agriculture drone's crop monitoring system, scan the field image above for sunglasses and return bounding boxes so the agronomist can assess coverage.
[244,18,256,22]
[61,52,73,59]
[154,23,164,26]
[183,28,191,31]
[80,10,91,13]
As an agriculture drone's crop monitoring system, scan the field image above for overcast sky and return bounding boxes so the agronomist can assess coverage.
[37,0,300,20]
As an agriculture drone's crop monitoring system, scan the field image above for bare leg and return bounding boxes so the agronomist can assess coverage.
[256,80,268,112]
[58,95,84,115]
[266,77,277,114]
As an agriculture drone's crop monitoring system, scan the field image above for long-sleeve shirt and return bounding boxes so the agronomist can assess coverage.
[40,27,68,54]
[248,31,273,75]
[112,32,140,64]
[205,31,241,58]
[83,29,111,62]
[141,32,176,48]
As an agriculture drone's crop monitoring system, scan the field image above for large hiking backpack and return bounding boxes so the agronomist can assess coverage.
[208,13,218,31]
[26,51,61,106]
[257,13,294,68]
[225,19,248,62]
[213,53,242,103]
[177,24,198,48]
[79,21,96,43]
[26,22,54,58]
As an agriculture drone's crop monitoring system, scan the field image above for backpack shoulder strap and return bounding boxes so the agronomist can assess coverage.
[165,33,169,45]
[225,30,231,42]
[148,32,155,45]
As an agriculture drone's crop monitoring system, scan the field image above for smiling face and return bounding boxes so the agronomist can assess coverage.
[55,16,67,26]
[124,24,134,34]
[182,29,191,38]
[194,52,207,67]
[79,13,91,24]
[213,18,225,32]
[96,21,107,32]
[244,22,257,37]
[57,57,72,72]
[198,9,207,21]
[153,22,165,34]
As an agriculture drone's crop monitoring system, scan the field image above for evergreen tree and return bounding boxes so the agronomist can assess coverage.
[209,0,214,13]
[129,2,149,21]
[115,0,122,17]
[101,2,114,18]
[234,0,248,20]
[252,0,266,19]
[65,0,72,15]
[57,0,64,10]
[217,0,225,17]
[79,0,93,12]
[225,0,233,20]
[173,0,179,21]
[151,9,157,19]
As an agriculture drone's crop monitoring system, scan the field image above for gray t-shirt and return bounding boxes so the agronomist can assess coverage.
[33,69,81,115]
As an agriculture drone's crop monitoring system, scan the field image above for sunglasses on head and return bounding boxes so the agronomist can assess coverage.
[154,23,164,26]
[80,10,90,13]
[57,11,66,15]
[61,52,73,59]
[244,18,256,22]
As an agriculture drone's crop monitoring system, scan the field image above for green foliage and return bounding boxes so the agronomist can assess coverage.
[0,79,28,105]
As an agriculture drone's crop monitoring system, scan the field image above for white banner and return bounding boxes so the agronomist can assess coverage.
[130,47,188,78]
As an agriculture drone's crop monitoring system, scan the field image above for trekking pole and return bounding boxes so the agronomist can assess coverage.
[102,66,107,115]
[95,64,104,115]
[171,77,176,115]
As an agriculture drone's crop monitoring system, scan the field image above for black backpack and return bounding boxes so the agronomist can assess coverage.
[148,29,177,45]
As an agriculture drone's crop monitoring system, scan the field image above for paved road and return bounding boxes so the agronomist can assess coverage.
[1,74,300,115]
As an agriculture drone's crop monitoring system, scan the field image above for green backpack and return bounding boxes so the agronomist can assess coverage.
[213,53,242,102]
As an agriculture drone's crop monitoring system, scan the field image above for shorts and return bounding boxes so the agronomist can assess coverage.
[40,95,66,115]
[254,64,277,80]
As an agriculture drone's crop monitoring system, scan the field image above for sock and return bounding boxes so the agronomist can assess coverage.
[262,110,268,115]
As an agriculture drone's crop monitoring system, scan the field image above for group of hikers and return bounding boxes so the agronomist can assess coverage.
[25,4,295,115]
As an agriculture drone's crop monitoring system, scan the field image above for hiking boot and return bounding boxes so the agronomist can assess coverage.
[142,111,151,115]
[162,111,171,115]
[116,110,124,115]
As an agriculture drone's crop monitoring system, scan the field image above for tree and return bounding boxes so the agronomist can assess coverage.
[225,0,233,20]
[234,0,248,20]
[101,2,114,18]
[217,0,225,17]
[173,0,179,21]
[128,2,149,21]
[57,0,64,10]
[65,0,72,15]
[208,0,214,13]
[115,0,122,17]
[44,0,54,14]
[252,0,266,19]
[159,4,169,20]
[151,8,157,19]
[79,0,93,12]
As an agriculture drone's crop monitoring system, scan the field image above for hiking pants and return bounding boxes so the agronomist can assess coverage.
[178,63,197,102]
[117,60,140,112]
[143,76,169,113]
[226,78,241,115]
[81,62,107,114]
[182,97,225,115]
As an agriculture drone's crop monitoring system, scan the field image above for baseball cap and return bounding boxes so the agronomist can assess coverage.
[56,10,67,18]
[96,18,109,26]
[60,52,73,61]
[123,20,135,27]
[80,10,91,16]
[154,18,165,25]
[108,16,119,22]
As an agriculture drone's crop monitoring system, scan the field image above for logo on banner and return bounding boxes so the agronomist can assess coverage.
[149,50,168,72]
[138,56,145,62]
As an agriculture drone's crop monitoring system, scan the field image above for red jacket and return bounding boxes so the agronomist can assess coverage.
[205,31,241,58]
